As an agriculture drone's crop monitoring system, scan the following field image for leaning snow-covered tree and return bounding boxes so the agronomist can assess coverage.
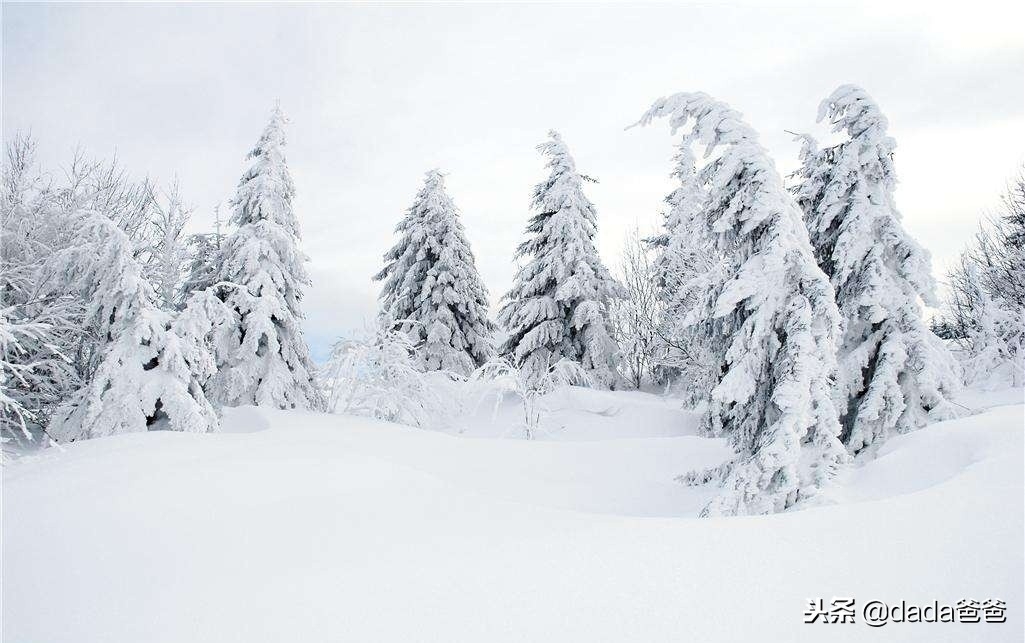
[374,170,495,375]
[208,106,325,411]
[791,85,960,456]
[633,92,847,516]
[45,213,219,440]
[499,131,622,388]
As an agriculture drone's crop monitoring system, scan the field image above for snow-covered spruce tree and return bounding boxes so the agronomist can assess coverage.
[649,146,706,304]
[374,170,495,375]
[633,92,847,516]
[499,131,622,388]
[45,213,218,440]
[791,85,960,456]
[208,106,324,410]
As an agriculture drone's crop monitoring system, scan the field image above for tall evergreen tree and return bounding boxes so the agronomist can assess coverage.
[374,170,495,375]
[209,106,324,410]
[633,92,847,516]
[792,85,960,456]
[650,146,706,303]
[498,131,621,388]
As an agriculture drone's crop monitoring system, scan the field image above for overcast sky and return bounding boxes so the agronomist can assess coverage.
[4,2,1022,359]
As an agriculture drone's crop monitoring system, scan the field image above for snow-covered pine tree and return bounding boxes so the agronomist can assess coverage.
[374,170,495,375]
[791,85,960,456]
[45,213,218,440]
[208,105,324,411]
[498,131,622,388]
[650,146,705,303]
[633,92,847,516]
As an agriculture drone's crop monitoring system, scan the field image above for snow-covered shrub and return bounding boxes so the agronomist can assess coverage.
[44,213,218,440]
[1,134,239,448]
[791,85,961,455]
[499,131,622,389]
[208,105,324,411]
[320,323,460,429]
[471,356,590,439]
[374,170,495,375]
[1,135,172,448]
[633,92,847,516]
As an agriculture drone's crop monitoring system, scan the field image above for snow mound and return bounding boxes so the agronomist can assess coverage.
[3,392,1022,643]
[834,404,1023,504]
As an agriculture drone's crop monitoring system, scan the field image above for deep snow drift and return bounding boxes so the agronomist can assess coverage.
[3,387,1022,642]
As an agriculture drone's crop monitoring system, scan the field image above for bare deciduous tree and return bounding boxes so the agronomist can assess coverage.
[610,226,662,389]
[945,169,1025,386]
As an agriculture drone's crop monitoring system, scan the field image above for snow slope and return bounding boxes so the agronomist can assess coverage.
[3,389,1022,643]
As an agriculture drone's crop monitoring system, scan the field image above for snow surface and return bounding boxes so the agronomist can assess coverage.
[3,387,1022,642]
